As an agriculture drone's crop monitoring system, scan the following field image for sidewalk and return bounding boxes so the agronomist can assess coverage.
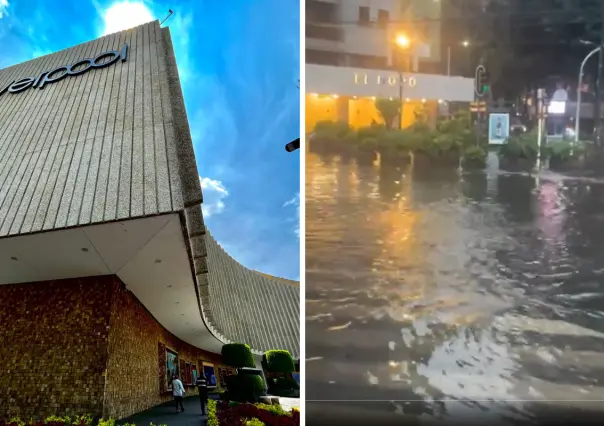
[119,396,207,426]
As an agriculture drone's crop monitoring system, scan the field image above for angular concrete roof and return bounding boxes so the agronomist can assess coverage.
[0,21,300,358]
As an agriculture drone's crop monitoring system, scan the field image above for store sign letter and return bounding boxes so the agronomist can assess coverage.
[354,72,417,88]
[0,43,128,98]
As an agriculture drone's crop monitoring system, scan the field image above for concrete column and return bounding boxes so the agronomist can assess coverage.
[336,97,349,124]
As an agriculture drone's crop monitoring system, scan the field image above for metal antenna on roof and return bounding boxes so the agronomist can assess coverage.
[160,9,174,26]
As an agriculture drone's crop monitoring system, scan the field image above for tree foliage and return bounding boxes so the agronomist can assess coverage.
[444,0,603,98]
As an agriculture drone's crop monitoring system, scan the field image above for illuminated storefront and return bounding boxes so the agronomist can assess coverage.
[305,64,475,132]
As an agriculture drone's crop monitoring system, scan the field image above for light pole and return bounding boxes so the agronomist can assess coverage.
[575,46,601,142]
[395,33,411,129]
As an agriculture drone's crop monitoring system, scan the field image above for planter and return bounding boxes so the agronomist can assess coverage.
[549,155,585,172]
[378,149,412,168]
[309,137,347,155]
[355,150,377,165]
[498,156,536,172]
[462,159,486,171]
[413,152,460,169]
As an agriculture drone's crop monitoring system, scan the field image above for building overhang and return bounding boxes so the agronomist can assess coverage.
[306,64,475,102]
[0,213,224,354]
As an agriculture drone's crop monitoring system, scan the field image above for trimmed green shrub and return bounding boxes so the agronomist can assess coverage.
[262,350,295,374]
[226,374,265,402]
[222,343,255,368]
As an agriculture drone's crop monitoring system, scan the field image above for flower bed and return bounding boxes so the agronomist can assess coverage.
[209,400,299,426]
[0,416,165,426]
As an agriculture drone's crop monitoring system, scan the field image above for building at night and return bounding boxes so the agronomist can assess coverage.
[0,21,299,420]
[305,0,474,132]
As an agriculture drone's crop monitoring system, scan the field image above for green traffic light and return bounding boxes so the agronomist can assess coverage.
[482,84,488,92]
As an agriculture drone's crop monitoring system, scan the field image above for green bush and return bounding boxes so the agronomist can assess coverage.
[547,139,586,162]
[262,350,295,374]
[499,129,539,161]
[207,400,219,426]
[313,120,352,139]
[221,343,255,368]
[462,145,487,168]
[358,137,378,152]
[245,419,265,426]
[225,374,265,402]
[253,403,289,416]
[357,123,387,140]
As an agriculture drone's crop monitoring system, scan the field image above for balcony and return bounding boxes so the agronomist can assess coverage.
[306,23,342,41]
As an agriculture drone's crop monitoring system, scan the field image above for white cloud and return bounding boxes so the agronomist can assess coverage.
[0,0,9,19]
[101,1,154,35]
[200,176,229,217]
[283,193,300,239]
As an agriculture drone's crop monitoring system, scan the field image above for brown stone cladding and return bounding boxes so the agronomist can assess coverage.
[0,275,223,421]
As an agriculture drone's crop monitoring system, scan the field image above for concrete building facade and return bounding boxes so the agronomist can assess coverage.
[0,20,299,420]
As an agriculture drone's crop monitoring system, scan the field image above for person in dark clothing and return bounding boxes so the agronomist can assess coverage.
[195,374,208,415]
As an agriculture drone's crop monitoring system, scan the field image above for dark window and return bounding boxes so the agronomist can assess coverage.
[306,23,342,41]
[358,6,370,25]
[307,0,338,23]
[377,9,389,28]
[306,49,342,66]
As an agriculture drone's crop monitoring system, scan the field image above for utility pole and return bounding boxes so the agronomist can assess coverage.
[594,0,604,146]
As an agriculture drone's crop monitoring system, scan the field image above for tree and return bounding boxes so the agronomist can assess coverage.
[375,98,401,128]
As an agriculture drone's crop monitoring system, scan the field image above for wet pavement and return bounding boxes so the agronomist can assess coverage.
[306,153,604,425]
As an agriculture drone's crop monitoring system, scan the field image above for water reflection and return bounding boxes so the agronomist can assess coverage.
[306,153,604,424]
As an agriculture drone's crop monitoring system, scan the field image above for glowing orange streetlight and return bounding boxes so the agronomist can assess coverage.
[395,33,411,49]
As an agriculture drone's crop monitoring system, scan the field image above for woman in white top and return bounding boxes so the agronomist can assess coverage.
[172,374,186,413]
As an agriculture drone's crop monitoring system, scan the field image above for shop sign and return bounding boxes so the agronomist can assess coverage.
[354,72,417,88]
[0,43,128,98]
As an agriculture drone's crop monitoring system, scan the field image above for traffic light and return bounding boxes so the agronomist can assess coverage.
[481,70,490,94]
[474,66,489,97]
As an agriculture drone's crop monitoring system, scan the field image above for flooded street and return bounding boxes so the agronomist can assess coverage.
[306,152,604,425]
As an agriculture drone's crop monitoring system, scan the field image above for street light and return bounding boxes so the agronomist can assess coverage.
[394,33,411,129]
[395,34,410,49]
[575,46,601,142]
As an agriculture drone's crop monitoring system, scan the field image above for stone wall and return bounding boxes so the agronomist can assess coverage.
[103,280,221,419]
[0,275,223,421]
[0,277,114,420]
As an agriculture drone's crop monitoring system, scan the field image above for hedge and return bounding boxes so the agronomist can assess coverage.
[221,343,255,368]
[262,350,295,373]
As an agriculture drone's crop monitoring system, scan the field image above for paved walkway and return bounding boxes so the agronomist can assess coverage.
[276,397,300,412]
[119,396,207,426]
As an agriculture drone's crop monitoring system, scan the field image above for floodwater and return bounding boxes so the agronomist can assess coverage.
[305,152,604,425]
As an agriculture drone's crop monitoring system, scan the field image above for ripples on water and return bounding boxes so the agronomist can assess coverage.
[305,153,604,425]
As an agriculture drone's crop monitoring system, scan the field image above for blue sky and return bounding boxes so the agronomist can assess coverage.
[0,0,300,279]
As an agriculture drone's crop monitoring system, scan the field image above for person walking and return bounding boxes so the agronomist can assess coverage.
[195,373,209,415]
[172,373,186,413]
